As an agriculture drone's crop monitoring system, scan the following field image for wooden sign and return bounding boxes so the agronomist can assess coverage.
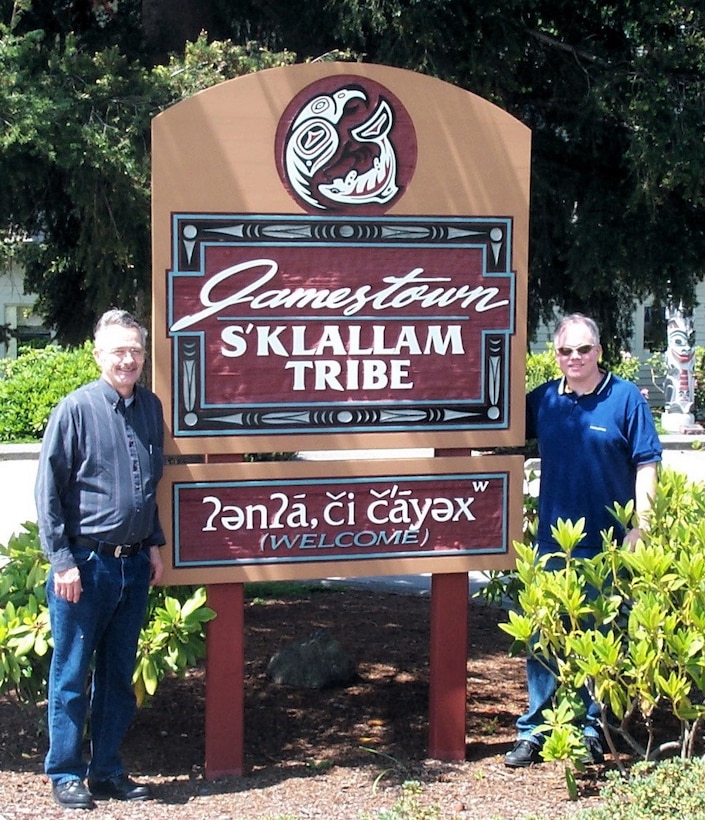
[159,456,523,585]
[152,63,530,455]
[151,63,531,773]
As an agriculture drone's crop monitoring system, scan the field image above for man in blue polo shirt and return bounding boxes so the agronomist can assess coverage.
[35,309,165,807]
[504,313,662,768]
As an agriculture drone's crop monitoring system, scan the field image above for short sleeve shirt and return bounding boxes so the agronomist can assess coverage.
[526,371,662,555]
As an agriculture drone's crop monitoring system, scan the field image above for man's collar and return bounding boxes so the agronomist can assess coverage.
[98,377,138,410]
[559,368,611,396]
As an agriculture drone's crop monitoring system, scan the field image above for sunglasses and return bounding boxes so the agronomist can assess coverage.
[556,344,595,357]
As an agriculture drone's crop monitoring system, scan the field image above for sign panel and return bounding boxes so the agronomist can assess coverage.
[159,456,523,585]
[167,214,514,439]
[152,63,530,454]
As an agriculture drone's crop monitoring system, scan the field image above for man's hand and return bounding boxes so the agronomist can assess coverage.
[149,546,164,586]
[624,526,646,551]
[54,566,83,603]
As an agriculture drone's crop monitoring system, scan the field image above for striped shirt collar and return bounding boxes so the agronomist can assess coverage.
[559,368,611,396]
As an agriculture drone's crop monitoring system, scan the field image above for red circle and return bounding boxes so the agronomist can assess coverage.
[275,75,417,215]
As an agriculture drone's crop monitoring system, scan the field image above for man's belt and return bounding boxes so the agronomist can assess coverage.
[70,535,147,558]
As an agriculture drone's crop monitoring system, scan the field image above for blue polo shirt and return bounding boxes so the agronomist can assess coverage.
[527,371,662,556]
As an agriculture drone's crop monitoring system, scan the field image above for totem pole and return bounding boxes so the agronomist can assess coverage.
[662,302,698,432]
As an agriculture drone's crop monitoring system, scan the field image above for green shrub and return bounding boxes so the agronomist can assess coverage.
[133,583,215,707]
[0,523,215,706]
[577,758,705,820]
[0,343,97,442]
[526,345,560,391]
[501,468,705,780]
[611,349,642,383]
[0,523,51,703]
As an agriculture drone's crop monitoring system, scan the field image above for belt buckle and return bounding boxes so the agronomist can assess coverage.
[113,544,128,558]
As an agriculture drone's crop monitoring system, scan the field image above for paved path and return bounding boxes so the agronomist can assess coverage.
[2,440,704,594]
[0,445,40,545]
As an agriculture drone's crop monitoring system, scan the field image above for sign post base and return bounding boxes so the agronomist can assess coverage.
[204,583,245,779]
[428,572,468,760]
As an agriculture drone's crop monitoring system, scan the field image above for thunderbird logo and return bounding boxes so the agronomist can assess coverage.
[276,76,416,213]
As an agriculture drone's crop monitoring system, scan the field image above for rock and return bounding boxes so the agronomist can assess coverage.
[266,628,357,689]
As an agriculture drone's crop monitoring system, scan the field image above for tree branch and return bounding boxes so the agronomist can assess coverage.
[528,28,611,68]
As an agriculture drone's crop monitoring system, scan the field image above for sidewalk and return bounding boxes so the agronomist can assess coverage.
[0,443,40,545]
[3,438,704,581]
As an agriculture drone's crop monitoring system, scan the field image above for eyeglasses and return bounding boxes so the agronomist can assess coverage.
[103,347,145,360]
[556,344,595,357]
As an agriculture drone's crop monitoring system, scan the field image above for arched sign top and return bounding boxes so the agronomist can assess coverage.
[152,62,530,218]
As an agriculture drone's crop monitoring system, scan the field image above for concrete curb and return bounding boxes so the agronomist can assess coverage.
[0,442,41,460]
[2,434,703,462]
[2,436,704,550]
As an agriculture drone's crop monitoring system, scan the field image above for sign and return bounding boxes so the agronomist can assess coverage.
[167,214,514,440]
[159,456,523,585]
[151,66,531,773]
[152,63,530,455]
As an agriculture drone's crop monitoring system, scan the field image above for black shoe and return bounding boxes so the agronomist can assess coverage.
[504,738,543,768]
[52,779,95,809]
[88,773,151,801]
[581,735,605,764]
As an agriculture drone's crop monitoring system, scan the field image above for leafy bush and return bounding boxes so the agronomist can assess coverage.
[0,343,97,442]
[612,349,642,383]
[577,758,705,820]
[133,583,215,707]
[526,345,560,391]
[501,468,705,780]
[0,523,215,705]
[0,523,51,703]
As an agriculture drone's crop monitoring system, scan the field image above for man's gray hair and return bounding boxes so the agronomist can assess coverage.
[553,313,600,346]
[94,309,147,347]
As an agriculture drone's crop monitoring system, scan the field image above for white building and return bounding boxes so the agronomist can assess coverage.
[0,259,50,358]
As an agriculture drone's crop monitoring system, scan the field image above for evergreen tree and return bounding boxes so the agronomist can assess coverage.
[1,1,703,354]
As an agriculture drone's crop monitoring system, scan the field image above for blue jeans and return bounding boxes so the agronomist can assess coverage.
[45,547,152,784]
[516,653,601,742]
[516,549,603,743]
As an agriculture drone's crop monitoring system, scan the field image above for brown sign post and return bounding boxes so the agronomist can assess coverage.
[152,63,530,777]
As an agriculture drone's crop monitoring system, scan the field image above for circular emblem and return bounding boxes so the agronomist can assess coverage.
[275,75,417,214]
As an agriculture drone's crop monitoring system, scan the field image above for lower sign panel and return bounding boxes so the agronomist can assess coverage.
[159,455,523,585]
